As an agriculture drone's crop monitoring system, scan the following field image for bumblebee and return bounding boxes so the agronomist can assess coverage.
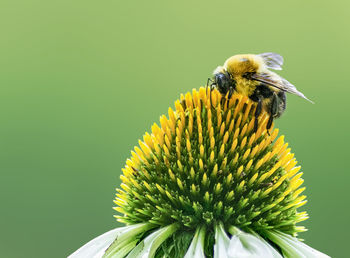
[208,52,313,132]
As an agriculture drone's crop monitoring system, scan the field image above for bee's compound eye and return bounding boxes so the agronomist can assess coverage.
[215,73,231,93]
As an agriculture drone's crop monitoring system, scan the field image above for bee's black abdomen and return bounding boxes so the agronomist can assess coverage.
[249,84,287,131]
[259,84,274,98]
[249,84,273,102]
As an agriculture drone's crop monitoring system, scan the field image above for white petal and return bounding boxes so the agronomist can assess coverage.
[69,223,154,258]
[125,224,179,258]
[250,232,283,258]
[227,227,282,258]
[265,230,330,258]
[184,226,206,258]
[214,223,230,258]
[103,223,155,257]
[68,227,124,258]
[228,235,253,258]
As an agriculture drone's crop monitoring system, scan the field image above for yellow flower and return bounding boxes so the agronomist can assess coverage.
[70,88,329,258]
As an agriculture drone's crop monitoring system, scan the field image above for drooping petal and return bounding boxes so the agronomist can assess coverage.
[265,230,330,258]
[214,223,230,258]
[126,223,179,258]
[249,231,283,258]
[69,223,155,258]
[184,226,206,258]
[227,227,282,258]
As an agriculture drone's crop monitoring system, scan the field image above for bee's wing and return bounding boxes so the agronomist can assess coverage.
[279,77,314,103]
[258,52,284,70]
[251,72,314,103]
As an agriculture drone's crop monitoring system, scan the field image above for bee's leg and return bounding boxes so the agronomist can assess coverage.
[206,78,211,97]
[266,116,273,135]
[254,97,262,132]
[227,87,234,108]
[276,91,286,118]
[210,85,215,109]
[207,80,216,109]
[207,78,213,87]
[220,94,226,107]
[205,79,211,102]
[267,92,279,133]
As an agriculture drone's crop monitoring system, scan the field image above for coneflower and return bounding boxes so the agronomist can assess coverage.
[70,88,329,257]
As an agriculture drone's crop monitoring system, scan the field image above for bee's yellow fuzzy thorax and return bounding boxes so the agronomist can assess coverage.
[225,54,264,76]
[224,54,264,97]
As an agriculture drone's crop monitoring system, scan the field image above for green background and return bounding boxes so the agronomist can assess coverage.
[0,0,348,257]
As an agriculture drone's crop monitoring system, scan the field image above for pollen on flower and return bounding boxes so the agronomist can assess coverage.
[114,87,307,235]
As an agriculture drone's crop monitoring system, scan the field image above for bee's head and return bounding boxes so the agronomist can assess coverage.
[224,54,264,78]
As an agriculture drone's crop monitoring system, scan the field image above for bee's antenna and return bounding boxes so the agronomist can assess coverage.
[206,78,216,109]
